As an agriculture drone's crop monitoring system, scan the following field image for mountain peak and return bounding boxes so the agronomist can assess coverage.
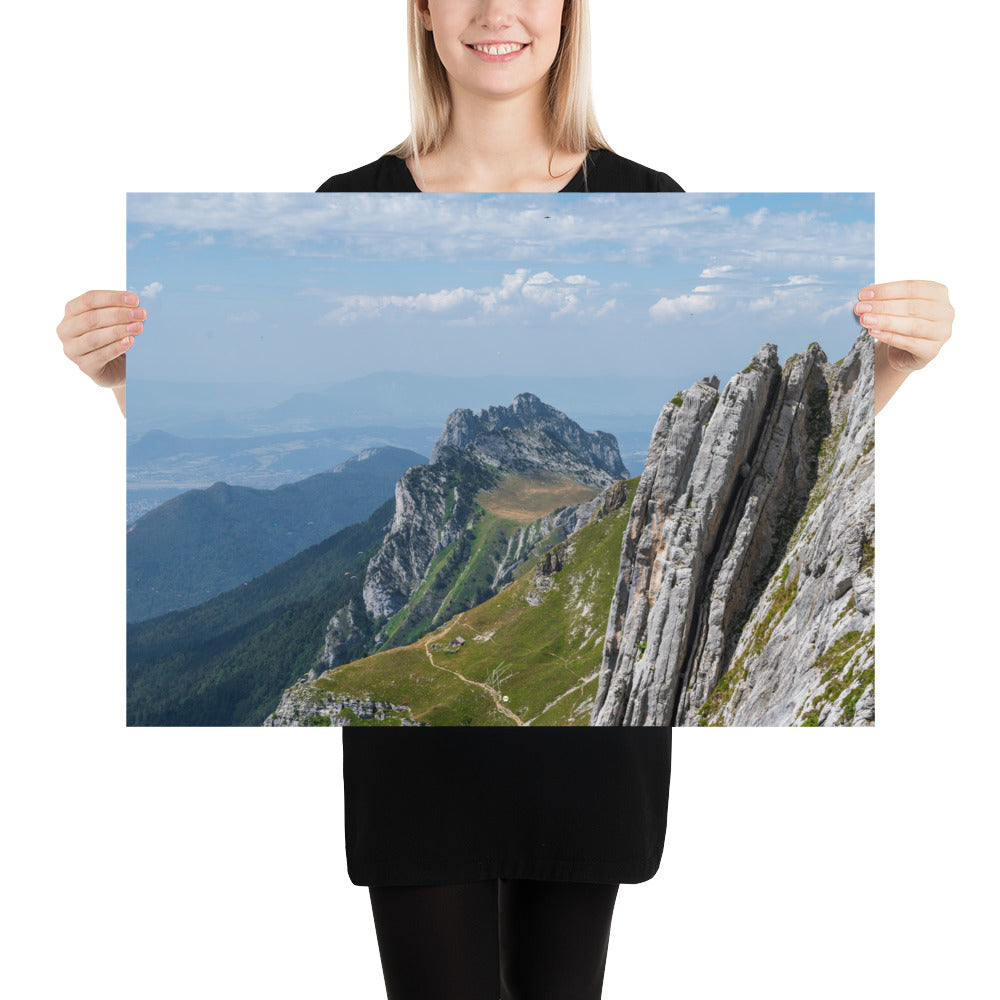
[428,393,626,486]
[511,391,544,412]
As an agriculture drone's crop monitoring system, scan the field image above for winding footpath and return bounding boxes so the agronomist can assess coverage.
[422,614,524,725]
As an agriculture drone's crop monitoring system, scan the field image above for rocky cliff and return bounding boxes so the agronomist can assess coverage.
[263,684,422,727]
[489,485,612,590]
[430,392,626,485]
[361,454,494,622]
[592,331,874,727]
[363,393,626,627]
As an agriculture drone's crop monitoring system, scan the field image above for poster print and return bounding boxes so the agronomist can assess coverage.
[126,192,874,728]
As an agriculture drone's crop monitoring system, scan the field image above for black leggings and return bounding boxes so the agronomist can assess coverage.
[368,878,620,1000]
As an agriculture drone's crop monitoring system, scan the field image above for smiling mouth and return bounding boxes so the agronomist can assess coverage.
[467,42,529,56]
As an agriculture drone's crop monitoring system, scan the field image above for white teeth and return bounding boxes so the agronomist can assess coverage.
[472,42,526,55]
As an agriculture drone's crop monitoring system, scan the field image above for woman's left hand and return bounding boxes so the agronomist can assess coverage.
[854,279,954,372]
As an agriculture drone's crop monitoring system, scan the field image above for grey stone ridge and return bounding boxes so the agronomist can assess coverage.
[592,332,875,728]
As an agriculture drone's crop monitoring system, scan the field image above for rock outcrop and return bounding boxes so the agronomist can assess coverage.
[361,455,492,621]
[592,331,874,727]
[430,392,626,486]
[488,489,605,590]
[263,681,422,727]
[363,393,626,624]
[312,596,371,679]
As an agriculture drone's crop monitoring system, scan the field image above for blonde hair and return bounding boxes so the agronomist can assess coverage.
[387,0,611,171]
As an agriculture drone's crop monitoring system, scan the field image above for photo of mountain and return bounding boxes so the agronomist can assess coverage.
[127,192,874,727]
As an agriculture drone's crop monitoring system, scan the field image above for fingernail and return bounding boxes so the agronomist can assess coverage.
[126,321,142,333]
[122,336,134,348]
[123,293,139,306]
[859,288,875,300]
[857,303,872,313]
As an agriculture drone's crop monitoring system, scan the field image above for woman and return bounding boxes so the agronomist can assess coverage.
[56,2,953,997]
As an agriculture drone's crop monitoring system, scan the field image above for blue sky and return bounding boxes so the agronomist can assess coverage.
[127,192,873,386]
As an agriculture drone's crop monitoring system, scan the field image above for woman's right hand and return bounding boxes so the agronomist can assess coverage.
[57,290,144,390]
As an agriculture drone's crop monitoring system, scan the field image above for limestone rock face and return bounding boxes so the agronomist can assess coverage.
[488,491,603,591]
[361,457,483,621]
[430,392,626,486]
[313,596,370,679]
[592,332,874,727]
[263,681,422,727]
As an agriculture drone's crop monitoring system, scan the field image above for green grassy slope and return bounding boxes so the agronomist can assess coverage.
[308,477,638,727]
[379,472,601,650]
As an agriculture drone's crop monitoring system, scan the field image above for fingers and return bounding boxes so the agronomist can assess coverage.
[63,289,139,318]
[73,321,144,361]
[855,295,947,323]
[855,312,939,340]
[60,306,145,356]
[854,279,954,355]
[862,309,941,354]
[865,327,925,357]
[57,289,146,389]
[57,293,145,359]
[857,279,949,302]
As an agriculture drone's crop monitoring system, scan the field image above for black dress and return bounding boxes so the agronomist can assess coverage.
[317,149,682,887]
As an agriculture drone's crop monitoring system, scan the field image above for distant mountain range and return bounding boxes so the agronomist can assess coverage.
[127,426,438,498]
[127,446,424,622]
[127,371,680,441]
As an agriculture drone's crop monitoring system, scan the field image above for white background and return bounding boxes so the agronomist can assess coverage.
[3,2,996,997]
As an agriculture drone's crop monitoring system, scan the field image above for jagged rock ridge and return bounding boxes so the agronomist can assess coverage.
[363,393,625,626]
[592,332,874,727]
[430,392,626,485]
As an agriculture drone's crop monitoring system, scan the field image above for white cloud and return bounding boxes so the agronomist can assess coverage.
[322,288,478,323]
[649,294,716,321]
[127,194,872,284]
[322,269,601,324]
[525,271,557,285]
[692,284,722,293]
[819,299,855,323]
[226,310,260,323]
[744,273,834,318]
[415,288,478,312]
[501,269,530,294]
[776,274,823,287]
[140,281,163,299]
